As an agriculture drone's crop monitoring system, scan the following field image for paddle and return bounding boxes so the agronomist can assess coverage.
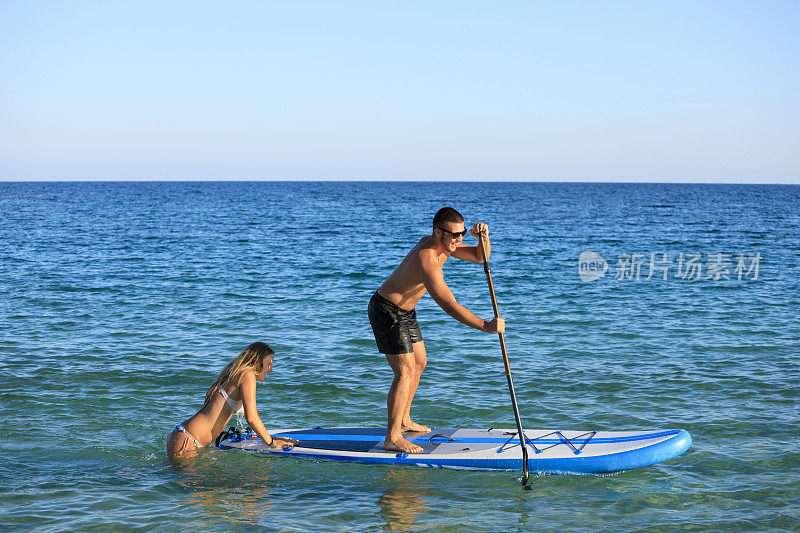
[477,232,531,490]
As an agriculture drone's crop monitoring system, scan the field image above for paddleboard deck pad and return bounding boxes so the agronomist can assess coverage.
[218,427,691,474]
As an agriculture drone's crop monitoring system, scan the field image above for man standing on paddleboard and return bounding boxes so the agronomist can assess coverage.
[368,207,505,454]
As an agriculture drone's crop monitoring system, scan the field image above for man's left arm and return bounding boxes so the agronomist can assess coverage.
[452,223,490,263]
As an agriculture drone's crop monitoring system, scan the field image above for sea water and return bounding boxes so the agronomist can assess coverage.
[0,181,798,531]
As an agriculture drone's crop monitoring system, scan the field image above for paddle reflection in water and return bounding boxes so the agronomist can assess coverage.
[376,468,431,531]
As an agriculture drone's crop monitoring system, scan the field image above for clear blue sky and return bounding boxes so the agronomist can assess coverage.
[1,1,798,182]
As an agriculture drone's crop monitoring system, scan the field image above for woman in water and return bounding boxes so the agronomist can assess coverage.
[166,341,298,460]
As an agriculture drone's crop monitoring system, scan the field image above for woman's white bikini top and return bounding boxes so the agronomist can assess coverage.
[219,388,244,415]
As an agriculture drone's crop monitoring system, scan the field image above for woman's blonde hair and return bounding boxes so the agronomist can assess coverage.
[205,342,274,405]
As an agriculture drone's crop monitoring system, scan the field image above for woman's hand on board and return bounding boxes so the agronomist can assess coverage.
[269,436,299,449]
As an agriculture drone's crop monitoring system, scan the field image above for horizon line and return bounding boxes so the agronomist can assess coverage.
[1,178,798,185]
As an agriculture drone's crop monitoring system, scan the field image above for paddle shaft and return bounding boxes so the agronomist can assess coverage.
[477,234,530,488]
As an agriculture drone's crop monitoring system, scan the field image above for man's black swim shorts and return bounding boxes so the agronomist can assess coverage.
[368,291,423,355]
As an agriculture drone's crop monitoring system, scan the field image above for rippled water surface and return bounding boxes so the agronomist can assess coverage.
[1,182,798,531]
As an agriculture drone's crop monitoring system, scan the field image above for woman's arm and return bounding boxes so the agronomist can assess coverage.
[239,371,296,448]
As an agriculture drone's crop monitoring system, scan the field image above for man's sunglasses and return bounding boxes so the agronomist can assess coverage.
[436,227,468,239]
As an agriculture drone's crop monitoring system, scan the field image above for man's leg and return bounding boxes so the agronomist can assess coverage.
[400,341,430,433]
[385,352,423,454]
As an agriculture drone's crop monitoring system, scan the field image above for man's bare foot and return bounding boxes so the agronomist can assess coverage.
[384,437,423,454]
[401,421,431,433]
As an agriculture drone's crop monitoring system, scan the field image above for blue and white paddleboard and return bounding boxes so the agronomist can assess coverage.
[218,427,691,474]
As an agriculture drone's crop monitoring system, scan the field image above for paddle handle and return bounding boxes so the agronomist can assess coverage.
[477,233,531,489]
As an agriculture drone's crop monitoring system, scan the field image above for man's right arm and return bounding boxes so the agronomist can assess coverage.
[420,255,503,333]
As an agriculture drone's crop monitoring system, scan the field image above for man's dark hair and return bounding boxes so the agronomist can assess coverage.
[432,207,464,229]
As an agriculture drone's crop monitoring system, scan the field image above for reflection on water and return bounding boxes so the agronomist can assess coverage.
[173,453,275,526]
[376,468,431,531]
